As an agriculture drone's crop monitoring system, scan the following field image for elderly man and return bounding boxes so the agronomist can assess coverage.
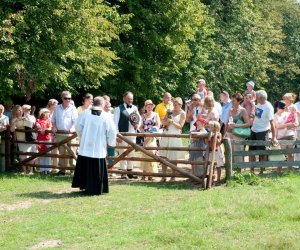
[72,96,116,195]
[52,91,78,175]
[155,92,173,122]
[249,90,277,171]
[114,91,141,179]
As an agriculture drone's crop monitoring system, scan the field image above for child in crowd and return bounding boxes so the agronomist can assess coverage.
[189,117,208,176]
[36,108,52,174]
[241,93,256,119]
[285,105,298,127]
[207,121,224,184]
[244,81,256,101]
[196,79,208,100]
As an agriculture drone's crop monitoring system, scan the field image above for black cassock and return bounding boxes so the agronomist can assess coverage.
[72,155,109,195]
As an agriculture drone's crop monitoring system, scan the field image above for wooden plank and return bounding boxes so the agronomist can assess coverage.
[107,156,206,165]
[15,140,54,145]
[15,129,74,135]
[207,133,217,189]
[223,137,233,181]
[108,170,187,178]
[120,132,209,139]
[109,145,206,152]
[15,152,73,159]
[23,164,74,170]
[16,133,78,166]
[118,133,202,183]
[233,148,300,156]
[231,140,300,146]
[233,161,300,168]
[62,144,77,160]
[108,148,134,169]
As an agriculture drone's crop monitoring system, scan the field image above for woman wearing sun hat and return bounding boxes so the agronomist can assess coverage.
[140,100,160,181]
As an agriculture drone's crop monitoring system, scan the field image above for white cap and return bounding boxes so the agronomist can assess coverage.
[39,108,50,116]
[246,81,255,88]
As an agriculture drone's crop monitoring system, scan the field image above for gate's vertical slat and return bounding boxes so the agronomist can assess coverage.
[223,137,233,181]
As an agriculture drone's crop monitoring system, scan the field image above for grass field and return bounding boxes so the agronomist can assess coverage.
[1,172,300,250]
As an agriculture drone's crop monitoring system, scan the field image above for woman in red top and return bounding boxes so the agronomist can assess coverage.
[36,108,52,173]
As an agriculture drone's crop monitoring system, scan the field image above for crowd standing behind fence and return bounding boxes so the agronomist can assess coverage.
[0,78,300,181]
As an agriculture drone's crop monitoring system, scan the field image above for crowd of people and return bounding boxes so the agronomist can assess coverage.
[0,79,300,194]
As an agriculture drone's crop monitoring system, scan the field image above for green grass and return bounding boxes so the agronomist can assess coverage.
[1,172,300,249]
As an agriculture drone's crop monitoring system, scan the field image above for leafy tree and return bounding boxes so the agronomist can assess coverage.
[0,0,129,102]
[103,0,212,104]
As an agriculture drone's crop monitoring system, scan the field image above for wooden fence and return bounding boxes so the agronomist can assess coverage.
[223,138,300,180]
[3,127,218,189]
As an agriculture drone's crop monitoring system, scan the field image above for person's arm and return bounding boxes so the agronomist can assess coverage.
[270,120,277,144]
[106,117,117,147]
[113,106,120,133]
[185,104,194,123]
[155,112,161,128]
[51,109,57,133]
[10,118,18,132]
[234,108,250,128]
[171,111,186,129]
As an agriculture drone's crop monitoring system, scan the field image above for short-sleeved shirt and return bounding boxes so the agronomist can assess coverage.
[252,101,274,133]
[155,102,173,121]
[52,104,78,132]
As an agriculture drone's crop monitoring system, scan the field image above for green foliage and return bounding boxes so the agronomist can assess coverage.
[103,0,212,103]
[0,0,129,101]
[0,0,299,103]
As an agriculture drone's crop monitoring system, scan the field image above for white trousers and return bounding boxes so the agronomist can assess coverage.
[117,136,136,170]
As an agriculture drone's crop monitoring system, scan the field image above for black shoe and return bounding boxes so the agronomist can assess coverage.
[127,174,138,179]
[57,171,66,176]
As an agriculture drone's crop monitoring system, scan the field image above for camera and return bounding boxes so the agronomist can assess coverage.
[184,97,192,104]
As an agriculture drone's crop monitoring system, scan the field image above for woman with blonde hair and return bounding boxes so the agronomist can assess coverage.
[160,97,186,182]
[201,96,219,124]
[10,105,36,174]
[140,100,160,181]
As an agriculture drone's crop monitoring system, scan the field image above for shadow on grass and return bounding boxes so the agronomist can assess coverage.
[109,179,202,190]
[0,172,72,183]
[1,172,203,190]
[17,190,89,200]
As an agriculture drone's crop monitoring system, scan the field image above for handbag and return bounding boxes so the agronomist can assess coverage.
[232,119,251,138]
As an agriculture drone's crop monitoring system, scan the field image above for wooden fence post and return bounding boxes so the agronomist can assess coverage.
[223,137,233,181]
[5,125,11,171]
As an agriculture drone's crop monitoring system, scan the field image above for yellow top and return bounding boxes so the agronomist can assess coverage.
[155,102,174,121]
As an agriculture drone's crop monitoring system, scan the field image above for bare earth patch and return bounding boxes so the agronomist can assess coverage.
[0,201,32,211]
[30,240,62,249]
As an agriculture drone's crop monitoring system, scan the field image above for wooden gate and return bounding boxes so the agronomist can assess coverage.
[7,128,218,189]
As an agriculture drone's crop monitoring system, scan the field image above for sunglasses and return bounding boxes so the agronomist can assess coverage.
[63,97,71,100]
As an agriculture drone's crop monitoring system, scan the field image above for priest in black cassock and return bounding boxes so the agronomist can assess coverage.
[72,96,116,195]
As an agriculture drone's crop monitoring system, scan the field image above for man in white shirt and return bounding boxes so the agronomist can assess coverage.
[294,96,300,162]
[114,91,141,179]
[52,91,78,175]
[249,90,277,171]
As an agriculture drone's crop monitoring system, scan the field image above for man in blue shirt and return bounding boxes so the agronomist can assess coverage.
[219,91,232,136]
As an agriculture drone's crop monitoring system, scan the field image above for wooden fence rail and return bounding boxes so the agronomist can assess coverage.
[224,138,300,180]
